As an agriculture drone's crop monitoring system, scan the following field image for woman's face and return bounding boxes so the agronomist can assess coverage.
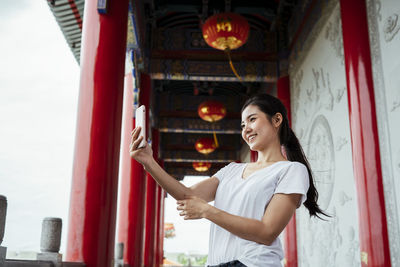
[241,104,280,151]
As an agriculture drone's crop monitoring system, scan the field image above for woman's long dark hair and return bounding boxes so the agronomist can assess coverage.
[242,94,329,219]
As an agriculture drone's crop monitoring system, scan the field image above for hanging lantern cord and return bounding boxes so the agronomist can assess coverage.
[211,119,219,148]
[224,48,243,82]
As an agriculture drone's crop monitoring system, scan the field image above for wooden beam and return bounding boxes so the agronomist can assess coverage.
[151,50,277,61]
[158,111,240,119]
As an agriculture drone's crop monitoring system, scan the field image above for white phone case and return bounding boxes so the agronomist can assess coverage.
[135,105,146,148]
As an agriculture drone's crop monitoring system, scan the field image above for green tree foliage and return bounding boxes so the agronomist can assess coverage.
[177,253,208,266]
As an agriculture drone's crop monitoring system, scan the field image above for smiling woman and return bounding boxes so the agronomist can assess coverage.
[130,93,329,267]
[0,0,79,256]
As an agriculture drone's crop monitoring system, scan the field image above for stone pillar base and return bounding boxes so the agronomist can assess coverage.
[37,252,62,266]
[0,246,7,262]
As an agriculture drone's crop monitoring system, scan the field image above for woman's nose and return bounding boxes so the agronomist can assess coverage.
[243,124,251,133]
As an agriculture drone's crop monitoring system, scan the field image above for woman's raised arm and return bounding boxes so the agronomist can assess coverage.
[130,127,219,201]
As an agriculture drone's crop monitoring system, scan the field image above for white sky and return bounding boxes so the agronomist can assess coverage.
[0,0,79,254]
[164,176,211,255]
[0,0,209,257]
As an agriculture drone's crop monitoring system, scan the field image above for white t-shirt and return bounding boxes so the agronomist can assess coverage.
[206,161,310,267]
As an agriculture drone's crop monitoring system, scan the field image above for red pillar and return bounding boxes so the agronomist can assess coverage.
[153,133,164,267]
[277,76,297,267]
[154,185,162,267]
[250,151,258,162]
[340,1,391,266]
[277,76,291,123]
[117,72,147,266]
[144,128,160,267]
[155,186,165,267]
[66,0,129,266]
[156,162,166,267]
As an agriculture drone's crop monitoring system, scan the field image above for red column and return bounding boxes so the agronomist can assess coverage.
[66,0,129,266]
[155,186,165,267]
[144,128,160,267]
[156,162,166,267]
[340,1,391,266]
[277,76,291,123]
[250,151,258,162]
[154,185,162,267]
[153,132,164,267]
[117,72,147,266]
[277,76,297,267]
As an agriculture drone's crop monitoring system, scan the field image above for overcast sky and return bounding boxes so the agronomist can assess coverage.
[0,0,80,254]
[0,0,209,258]
[164,177,211,255]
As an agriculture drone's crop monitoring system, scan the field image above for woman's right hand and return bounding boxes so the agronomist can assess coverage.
[129,127,153,166]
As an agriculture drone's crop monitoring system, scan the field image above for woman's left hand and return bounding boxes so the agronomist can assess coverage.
[177,196,209,220]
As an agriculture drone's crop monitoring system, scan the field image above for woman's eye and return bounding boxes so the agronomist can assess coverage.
[250,117,256,122]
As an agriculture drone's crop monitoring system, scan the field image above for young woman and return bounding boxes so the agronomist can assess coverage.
[130,94,327,267]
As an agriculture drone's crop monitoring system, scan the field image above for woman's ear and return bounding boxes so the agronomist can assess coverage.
[272,113,283,128]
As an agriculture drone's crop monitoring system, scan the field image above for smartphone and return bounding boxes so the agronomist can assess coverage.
[135,105,146,148]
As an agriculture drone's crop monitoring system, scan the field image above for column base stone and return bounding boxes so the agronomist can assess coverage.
[37,252,62,266]
[0,246,7,262]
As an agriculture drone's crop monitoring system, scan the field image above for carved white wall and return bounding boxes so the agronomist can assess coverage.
[367,0,400,265]
[288,2,361,266]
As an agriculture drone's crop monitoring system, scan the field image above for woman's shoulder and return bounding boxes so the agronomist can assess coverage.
[285,160,307,168]
[289,161,308,169]
[223,162,246,170]
[276,161,308,174]
[213,162,244,181]
[217,162,245,175]
[278,161,309,178]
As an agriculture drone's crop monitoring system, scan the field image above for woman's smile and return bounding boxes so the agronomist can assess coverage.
[247,134,257,142]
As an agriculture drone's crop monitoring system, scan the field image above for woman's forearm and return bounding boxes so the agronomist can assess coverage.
[144,157,193,200]
[203,205,274,245]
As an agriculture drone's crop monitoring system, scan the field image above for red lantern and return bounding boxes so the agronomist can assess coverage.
[192,162,212,172]
[195,138,217,154]
[198,101,226,148]
[198,101,227,122]
[202,13,249,51]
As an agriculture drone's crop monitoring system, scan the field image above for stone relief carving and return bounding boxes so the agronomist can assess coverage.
[299,207,342,266]
[299,197,360,266]
[292,66,343,156]
[312,68,334,111]
[324,7,344,65]
[335,136,348,151]
[396,149,400,173]
[375,0,382,21]
[306,86,314,102]
[312,68,321,89]
[291,69,304,124]
[383,13,400,42]
[297,128,304,140]
[325,73,334,111]
[338,191,352,206]
[345,226,361,266]
[335,87,346,103]
[307,115,335,210]
[391,94,400,112]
